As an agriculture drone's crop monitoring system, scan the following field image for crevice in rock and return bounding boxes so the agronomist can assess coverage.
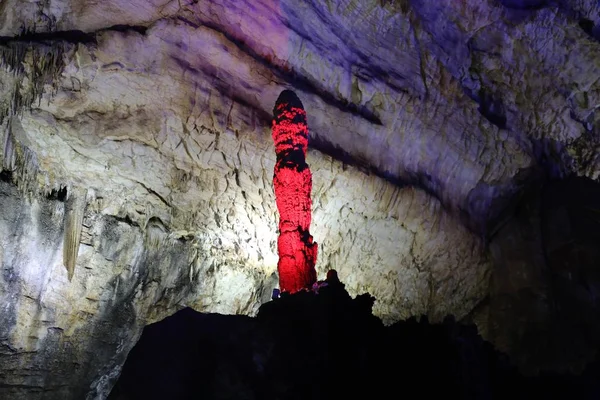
[498,0,552,10]
[111,214,140,228]
[0,29,96,46]
[0,169,12,183]
[135,181,170,208]
[0,24,148,46]
[578,18,595,35]
[578,18,600,42]
[473,88,508,130]
[97,25,148,36]
[46,186,67,202]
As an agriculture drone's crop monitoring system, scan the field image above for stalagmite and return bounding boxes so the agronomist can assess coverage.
[271,90,318,294]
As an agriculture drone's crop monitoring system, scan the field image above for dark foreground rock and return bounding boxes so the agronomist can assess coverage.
[109,280,600,400]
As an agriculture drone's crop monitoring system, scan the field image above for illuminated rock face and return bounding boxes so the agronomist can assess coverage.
[272,90,317,293]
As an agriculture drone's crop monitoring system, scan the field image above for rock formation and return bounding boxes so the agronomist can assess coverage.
[272,90,318,293]
[0,0,598,398]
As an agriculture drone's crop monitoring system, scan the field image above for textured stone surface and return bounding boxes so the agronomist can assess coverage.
[0,0,599,398]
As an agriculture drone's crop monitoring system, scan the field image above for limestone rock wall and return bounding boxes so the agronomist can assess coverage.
[0,21,490,396]
[0,0,599,398]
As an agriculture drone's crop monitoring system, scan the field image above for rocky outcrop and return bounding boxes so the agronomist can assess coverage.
[108,285,600,400]
[0,0,599,397]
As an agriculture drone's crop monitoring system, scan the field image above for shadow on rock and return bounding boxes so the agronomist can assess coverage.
[109,272,600,400]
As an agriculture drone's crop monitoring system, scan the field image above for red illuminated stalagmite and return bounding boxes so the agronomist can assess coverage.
[272,90,318,294]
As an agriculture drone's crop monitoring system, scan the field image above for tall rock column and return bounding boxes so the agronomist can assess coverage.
[272,90,318,293]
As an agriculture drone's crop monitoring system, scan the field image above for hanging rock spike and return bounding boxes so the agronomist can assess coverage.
[63,187,87,281]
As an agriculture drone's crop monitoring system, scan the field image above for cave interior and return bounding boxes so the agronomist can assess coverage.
[1,0,600,399]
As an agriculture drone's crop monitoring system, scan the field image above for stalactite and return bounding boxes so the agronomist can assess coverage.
[2,120,16,172]
[0,38,77,203]
[63,187,87,281]
[145,216,168,250]
[0,39,70,124]
[16,146,41,197]
[271,90,318,294]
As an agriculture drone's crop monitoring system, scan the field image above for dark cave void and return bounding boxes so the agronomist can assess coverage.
[482,175,600,374]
